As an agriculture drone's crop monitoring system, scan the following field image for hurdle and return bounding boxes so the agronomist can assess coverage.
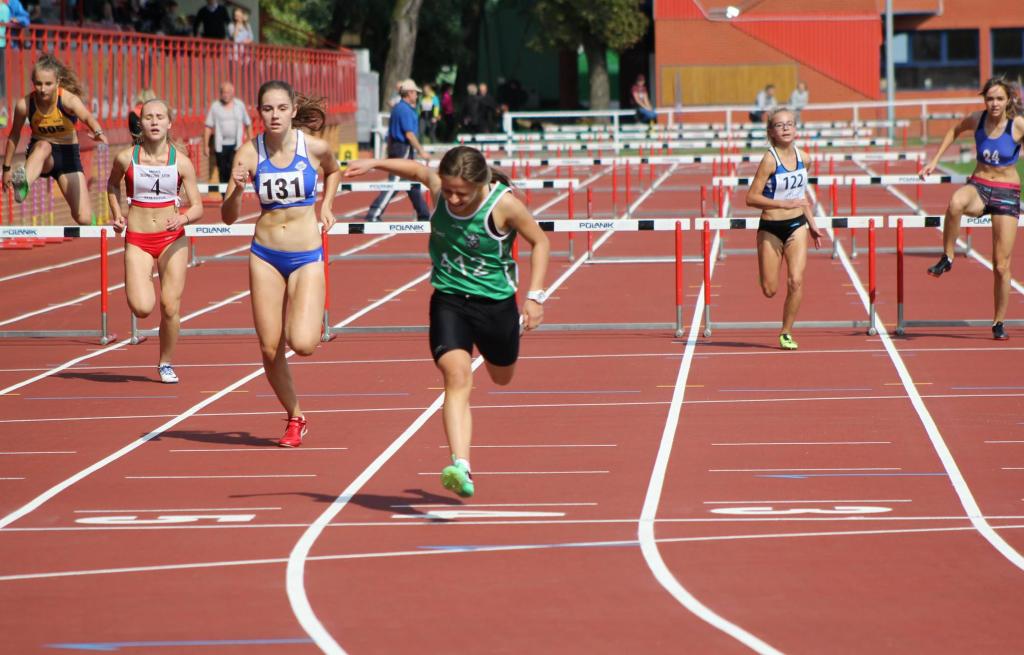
[890,215,1024,336]
[711,173,972,260]
[0,225,117,343]
[188,178,580,265]
[696,217,881,337]
[145,218,693,337]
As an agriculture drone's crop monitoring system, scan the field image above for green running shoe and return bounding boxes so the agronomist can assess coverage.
[11,166,28,204]
[10,165,29,202]
[779,333,798,350]
[441,458,474,497]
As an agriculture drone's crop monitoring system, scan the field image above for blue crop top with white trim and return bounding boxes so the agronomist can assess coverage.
[253,130,318,211]
[975,111,1021,168]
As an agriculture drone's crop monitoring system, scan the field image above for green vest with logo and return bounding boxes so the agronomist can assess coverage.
[428,183,517,299]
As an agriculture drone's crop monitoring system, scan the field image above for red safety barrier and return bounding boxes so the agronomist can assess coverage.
[567,181,575,260]
[868,219,877,308]
[703,221,712,309]
[674,220,684,338]
[321,229,333,341]
[611,162,618,214]
[2,24,357,145]
[896,218,905,310]
[625,159,632,210]
[586,186,594,258]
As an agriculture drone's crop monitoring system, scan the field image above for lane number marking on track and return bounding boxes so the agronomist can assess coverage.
[709,505,893,516]
[75,513,257,525]
[391,510,566,520]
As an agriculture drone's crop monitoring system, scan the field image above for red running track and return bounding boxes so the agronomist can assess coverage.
[1,157,1023,653]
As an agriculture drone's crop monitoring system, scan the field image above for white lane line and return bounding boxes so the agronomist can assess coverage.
[5,523,1024,583]
[710,467,900,473]
[415,470,609,475]
[987,441,1024,444]
[9,514,1024,535]
[0,289,250,397]
[639,225,781,654]
[1001,468,1024,471]
[0,240,426,531]
[169,447,348,452]
[0,477,26,480]
[390,502,599,508]
[0,247,126,283]
[74,507,282,513]
[125,474,316,479]
[0,242,249,328]
[0,451,76,455]
[440,444,617,448]
[826,179,1024,573]
[703,499,914,504]
[284,166,626,655]
[710,441,891,446]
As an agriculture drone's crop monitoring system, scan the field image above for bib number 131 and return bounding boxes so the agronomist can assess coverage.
[260,172,302,203]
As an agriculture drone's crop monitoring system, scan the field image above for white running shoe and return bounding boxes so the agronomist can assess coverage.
[157,364,179,384]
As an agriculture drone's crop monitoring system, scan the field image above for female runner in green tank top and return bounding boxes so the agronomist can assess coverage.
[345,146,550,497]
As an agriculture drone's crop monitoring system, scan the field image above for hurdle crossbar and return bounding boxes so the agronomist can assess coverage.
[696,218,880,337]
[890,216,1024,335]
[0,226,116,343]
[712,174,967,188]
[196,178,578,194]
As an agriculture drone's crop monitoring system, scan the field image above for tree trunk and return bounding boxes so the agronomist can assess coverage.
[584,42,610,111]
[381,0,424,106]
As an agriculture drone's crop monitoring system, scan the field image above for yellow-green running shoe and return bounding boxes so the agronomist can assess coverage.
[11,166,29,204]
[441,457,474,497]
[779,333,798,350]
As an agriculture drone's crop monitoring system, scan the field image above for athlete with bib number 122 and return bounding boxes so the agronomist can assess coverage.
[745,107,823,351]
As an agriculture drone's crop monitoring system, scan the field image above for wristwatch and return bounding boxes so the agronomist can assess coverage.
[526,289,548,305]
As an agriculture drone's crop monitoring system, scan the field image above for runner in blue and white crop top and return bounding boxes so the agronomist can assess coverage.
[253,129,318,211]
[975,110,1021,168]
[762,145,806,200]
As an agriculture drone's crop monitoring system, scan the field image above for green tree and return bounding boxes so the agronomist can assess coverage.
[528,0,648,110]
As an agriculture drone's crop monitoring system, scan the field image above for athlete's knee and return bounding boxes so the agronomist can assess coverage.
[760,282,777,298]
[129,301,153,319]
[787,277,803,294]
[443,365,474,392]
[994,258,1012,279]
[288,335,320,357]
[489,366,515,386]
[259,341,282,362]
[160,296,180,320]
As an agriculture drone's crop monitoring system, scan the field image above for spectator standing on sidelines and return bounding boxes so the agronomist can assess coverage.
[789,82,809,125]
[439,83,455,141]
[193,0,229,39]
[228,6,253,44]
[419,83,439,143]
[365,78,431,222]
[204,81,253,194]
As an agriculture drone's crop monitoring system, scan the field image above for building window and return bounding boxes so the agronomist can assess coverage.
[885,29,979,90]
[993,28,1024,82]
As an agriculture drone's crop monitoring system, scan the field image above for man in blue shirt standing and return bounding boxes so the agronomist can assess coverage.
[366,79,431,221]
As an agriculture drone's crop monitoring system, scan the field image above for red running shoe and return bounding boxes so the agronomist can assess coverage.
[278,416,308,448]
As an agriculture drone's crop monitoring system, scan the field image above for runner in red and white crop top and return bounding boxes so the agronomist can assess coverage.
[125,144,183,208]
[106,98,203,384]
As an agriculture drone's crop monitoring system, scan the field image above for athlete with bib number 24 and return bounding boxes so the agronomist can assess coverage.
[920,76,1023,341]
[746,108,823,351]
[344,146,550,497]
[222,81,341,448]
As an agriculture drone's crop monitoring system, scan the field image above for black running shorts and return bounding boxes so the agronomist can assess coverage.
[429,290,520,366]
